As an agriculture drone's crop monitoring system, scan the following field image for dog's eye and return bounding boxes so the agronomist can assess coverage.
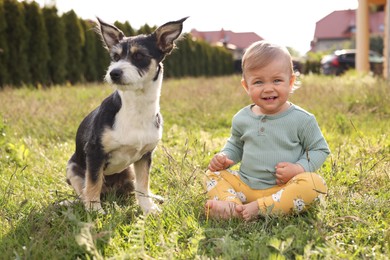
[112,53,121,61]
[132,52,146,61]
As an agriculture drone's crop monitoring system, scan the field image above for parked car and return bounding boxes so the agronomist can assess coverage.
[320,49,383,75]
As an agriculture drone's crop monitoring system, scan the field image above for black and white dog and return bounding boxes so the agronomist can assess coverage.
[66,17,187,214]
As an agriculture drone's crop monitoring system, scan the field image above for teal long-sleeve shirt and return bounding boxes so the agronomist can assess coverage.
[221,103,330,190]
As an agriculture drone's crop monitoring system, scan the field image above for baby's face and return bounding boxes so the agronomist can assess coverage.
[241,59,294,115]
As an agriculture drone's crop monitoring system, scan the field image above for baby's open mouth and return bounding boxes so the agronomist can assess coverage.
[263,96,277,100]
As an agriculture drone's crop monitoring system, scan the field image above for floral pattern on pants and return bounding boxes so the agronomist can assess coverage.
[204,169,327,215]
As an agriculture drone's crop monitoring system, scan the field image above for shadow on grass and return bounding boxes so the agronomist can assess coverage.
[197,209,327,259]
[0,194,141,259]
[1,192,328,259]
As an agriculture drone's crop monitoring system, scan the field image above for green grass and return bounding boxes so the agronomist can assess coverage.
[0,74,389,259]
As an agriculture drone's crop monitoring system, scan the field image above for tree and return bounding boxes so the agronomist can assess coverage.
[23,1,50,86]
[370,36,384,55]
[114,21,136,36]
[62,10,84,84]
[3,0,30,86]
[138,23,154,34]
[42,6,67,85]
[0,0,9,87]
[82,19,98,82]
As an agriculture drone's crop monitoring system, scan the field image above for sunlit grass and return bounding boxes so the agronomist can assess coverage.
[0,74,389,259]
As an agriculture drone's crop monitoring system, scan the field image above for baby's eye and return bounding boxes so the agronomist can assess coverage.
[273,79,283,84]
[254,80,263,85]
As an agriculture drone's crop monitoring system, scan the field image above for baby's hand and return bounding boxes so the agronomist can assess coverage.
[275,162,304,185]
[208,153,234,172]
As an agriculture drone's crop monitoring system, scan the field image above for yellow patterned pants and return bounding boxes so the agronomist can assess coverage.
[204,169,327,215]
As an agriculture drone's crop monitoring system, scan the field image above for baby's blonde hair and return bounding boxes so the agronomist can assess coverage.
[241,40,300,91]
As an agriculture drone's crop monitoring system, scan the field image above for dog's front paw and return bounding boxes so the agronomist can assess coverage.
[144,203,161,215]
[58,199,74,207]
[85,201,106,215]
[138,197,161,215]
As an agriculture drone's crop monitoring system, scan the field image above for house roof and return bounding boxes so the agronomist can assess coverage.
[190,29,263,50]
[314,9,384,40]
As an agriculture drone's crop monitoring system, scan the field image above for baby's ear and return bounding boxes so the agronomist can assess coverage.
[289,74,297,92]
[241,78,250,93]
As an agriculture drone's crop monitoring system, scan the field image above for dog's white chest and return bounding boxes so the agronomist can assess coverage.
[101,98,162,175]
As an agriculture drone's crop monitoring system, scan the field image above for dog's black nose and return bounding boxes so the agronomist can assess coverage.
[110,69,123,82]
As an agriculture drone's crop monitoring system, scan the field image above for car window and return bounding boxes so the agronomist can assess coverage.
[338,53,355,61]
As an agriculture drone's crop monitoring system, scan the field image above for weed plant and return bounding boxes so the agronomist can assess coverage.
[0,74,389,259]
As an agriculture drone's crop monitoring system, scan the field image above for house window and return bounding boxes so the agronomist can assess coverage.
[345,25,356,34]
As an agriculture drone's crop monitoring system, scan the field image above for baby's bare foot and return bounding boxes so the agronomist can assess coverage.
[239,201,260,221]
[205,200,241,219]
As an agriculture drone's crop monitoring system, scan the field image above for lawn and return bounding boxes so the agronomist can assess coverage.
[0,73,389,259]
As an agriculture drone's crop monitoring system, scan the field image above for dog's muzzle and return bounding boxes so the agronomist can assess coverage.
[110,69,123,83]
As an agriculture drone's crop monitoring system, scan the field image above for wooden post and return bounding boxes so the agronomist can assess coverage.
[385,0,390,78]
[356,0,370,72]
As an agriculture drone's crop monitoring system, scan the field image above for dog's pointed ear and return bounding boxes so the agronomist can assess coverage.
[96,17,125,50]
[154,16,188,54]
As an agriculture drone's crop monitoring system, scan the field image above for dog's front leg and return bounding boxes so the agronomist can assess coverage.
[83,152,105,214]
[133,151,160,214]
